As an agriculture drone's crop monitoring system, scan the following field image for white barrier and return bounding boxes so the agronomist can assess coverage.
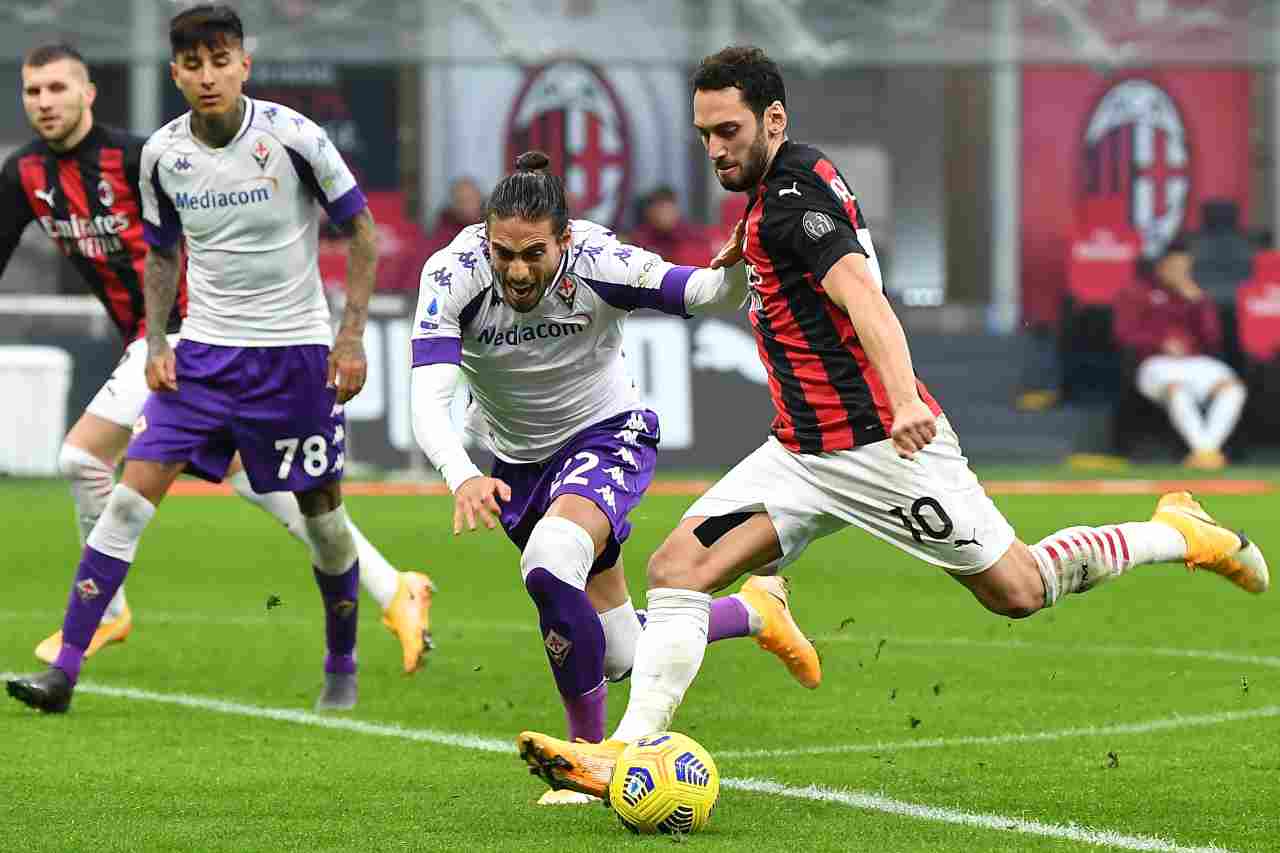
[0,346,73,476]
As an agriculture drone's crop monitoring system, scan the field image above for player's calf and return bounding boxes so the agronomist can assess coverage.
[521,517,609,742]
[304,505,361,701]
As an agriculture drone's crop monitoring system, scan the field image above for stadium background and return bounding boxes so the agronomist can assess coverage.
[0,0,1277,472]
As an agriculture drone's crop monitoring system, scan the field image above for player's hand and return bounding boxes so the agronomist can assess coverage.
[145,339,178,392]
[328,331,367,404]
[890,398,937,460]
[710,220,746,270]
[453,476,512,535]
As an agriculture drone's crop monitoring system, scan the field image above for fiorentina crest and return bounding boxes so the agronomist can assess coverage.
[1084,79,1190,258]
[543,628,573,666]
[76,578,101,603]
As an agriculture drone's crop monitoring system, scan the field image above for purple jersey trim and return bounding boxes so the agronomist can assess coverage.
[145,163,182,248]
[285,147,366,224]
[659,265,696,317]
[324,186,367,225]
[582,266,693,318]
[412,337,462,367]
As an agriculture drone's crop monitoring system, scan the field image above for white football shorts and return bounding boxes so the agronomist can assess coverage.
[84,335,178,429]
[683,415,1015,575]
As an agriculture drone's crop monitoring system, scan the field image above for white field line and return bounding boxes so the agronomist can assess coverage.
[0,673,1239,853]
[813,633,1280,671]
[722,778,1234,853]
[718,705,1280,759]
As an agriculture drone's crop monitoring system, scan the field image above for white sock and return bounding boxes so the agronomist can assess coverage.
[1202,384,1247,451]
[610,588,711,742]
[59,444,128,619]
[600,598,643,682]
[346,521,401,609]
[1031,522,1187,606]
[732,593,764,634]
[228,470,400,608]
[1166,386,1209,451]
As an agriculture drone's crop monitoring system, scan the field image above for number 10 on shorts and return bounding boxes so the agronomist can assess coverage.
[275,434,342,479]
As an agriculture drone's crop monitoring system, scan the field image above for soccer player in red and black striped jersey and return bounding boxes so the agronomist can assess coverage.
[1,43,431,688]
[517,46,1270,797]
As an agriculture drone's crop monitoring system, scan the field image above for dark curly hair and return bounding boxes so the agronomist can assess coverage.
[691,46,786,118]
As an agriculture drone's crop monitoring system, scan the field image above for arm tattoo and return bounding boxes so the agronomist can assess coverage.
[338,208,378,339]
[143,245,181,348]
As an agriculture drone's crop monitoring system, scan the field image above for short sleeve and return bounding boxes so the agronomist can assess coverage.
[0,152,35,275]
[768,168,868,282]
[572,228,691,317]
[138,143,181,249]
[283,114,366,225]
[410,250,475,367]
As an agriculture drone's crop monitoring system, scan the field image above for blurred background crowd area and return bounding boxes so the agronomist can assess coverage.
[2,0,1280,472]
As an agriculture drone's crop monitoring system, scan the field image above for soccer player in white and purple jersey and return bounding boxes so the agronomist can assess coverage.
[7,4,391,713]
[410,151,822,803]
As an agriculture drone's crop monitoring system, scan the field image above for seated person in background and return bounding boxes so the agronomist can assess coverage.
[624,185,710,267]
[425,176,486,255]
[1113,236,1248,470]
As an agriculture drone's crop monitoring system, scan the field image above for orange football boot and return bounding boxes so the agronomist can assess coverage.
[738,575,822,688]
[381,572,436,674]
[1152,492,1269,593]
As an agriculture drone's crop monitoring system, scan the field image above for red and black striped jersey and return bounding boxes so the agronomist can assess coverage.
[0,124,186,344]
[741,140,941,454]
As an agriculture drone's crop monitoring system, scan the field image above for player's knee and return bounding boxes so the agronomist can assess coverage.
[304,506,357,574]
[983,573,1044,619]
[58,442,113,486]
[646,534,711,592]
[85,484,156,562]
[519,517,596,589]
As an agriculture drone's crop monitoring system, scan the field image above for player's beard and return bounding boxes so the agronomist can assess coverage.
[716,125,769,192]
[34,101,85,149]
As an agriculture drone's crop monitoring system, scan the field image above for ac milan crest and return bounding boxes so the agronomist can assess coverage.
[1084,79,1190,258]
[505,61,633,229]
[97,178,114,208]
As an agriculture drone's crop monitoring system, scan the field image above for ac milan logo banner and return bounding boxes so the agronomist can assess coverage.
[505,61,633,229]
[1020,69,1250,326]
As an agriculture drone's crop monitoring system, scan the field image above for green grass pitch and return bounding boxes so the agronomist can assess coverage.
[1,475,1276,852]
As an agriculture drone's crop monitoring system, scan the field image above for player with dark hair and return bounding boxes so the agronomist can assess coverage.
[6,5,420,714]
[411,150,820,803]
[517,45,1269,799]
[0,37,433,677]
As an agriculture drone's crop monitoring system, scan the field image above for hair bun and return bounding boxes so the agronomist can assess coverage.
[515,150,551,173]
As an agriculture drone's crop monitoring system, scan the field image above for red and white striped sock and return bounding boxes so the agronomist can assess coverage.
[1030,522,1187,606]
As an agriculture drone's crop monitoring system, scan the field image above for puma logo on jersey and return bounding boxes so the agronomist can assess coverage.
[778,181,801,198]
[34,186,56,207]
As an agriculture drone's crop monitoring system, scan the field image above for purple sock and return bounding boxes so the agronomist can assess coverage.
[708,595,752,643]
[524,567,607,702]
[55,546,131,684]
[564,681,608,742]
[313,561,359,665]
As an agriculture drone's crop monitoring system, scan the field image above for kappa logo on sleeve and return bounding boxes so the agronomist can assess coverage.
[802,210,836,241]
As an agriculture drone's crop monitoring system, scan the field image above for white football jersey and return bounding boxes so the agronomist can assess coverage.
[139,97,366,347]
[411,220,697,463]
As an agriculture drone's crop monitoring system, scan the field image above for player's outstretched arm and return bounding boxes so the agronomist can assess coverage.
[329,207,378,403]
[822,252,935,459]
[409,364,509,535]
[143,243,182,392]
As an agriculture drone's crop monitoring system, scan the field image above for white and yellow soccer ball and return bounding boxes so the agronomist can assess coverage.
[608,732,719,835]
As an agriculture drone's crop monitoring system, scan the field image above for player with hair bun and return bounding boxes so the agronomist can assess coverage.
[410,150,821,804]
